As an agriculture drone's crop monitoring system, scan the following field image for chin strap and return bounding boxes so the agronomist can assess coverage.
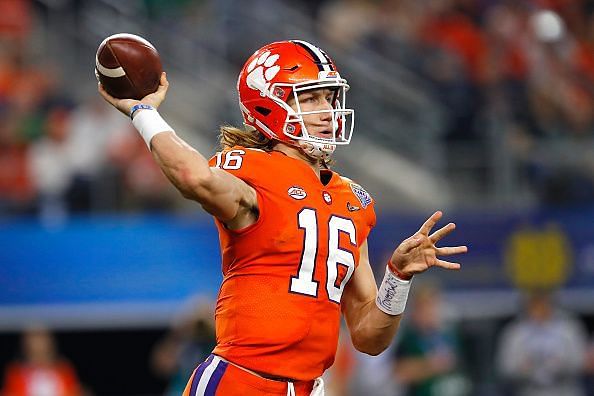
[298,141,336,160]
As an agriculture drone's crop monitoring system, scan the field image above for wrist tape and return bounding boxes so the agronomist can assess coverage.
[375,265,412,316]
[129,103,154,119]
[131,106,173,148]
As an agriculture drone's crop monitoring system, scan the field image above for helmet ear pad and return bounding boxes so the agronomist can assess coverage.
[241,95,303,141]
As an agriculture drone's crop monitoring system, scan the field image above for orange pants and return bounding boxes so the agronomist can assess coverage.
[182,354,315,396]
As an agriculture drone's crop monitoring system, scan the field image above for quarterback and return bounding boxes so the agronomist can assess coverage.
[98,40,467,396]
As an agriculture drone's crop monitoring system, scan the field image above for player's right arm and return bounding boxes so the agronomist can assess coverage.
[98,73,257,228]
[150,132,257,226]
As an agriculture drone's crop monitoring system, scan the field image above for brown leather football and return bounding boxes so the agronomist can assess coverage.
[95,33,162,100]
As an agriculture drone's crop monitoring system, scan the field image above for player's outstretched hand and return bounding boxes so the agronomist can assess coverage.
[389,211,467,279]
[98,72,169,117]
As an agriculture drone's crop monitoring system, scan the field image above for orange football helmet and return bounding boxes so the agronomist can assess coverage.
[237,40,354,159]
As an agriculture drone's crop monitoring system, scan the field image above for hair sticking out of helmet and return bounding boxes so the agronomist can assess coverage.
[237,40,354,159]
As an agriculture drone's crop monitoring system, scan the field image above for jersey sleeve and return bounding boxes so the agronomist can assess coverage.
[208,146,269,188]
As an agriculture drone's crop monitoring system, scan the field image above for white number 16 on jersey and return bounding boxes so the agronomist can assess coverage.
[214,149,245,170]
[290,208,357,303]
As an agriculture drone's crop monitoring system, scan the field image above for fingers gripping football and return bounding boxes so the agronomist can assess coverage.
[389,211,467,278]
[99,72,169,117]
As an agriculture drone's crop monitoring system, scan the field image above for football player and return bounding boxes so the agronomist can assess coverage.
[98,40,467,396]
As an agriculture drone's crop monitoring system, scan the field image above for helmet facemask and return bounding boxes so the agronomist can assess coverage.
[269,79,354,160]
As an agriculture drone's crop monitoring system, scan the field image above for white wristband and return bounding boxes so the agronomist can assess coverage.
[131,108,173,148]
[376,265,412,316]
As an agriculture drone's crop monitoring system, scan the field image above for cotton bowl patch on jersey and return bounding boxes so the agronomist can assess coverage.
[350,183,372,208]
[288,186,307,200]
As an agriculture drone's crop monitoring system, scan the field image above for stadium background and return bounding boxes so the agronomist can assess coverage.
[2,0,594,395]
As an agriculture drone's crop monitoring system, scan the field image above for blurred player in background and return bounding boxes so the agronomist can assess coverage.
[393,282,468,396]
[1,326,83,396]
[98,39,467,396]
[496,289,588,396]
[151,301,216,396]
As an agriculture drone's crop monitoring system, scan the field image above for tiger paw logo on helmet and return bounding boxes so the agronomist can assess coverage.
[246,51,280,95]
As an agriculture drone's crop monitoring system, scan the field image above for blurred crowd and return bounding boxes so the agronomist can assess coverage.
[1,326,86,396]
[323,284,594,396]
[6,286,594,396]
[0,0,177,221]
[320,0,594,139]
[317,0,594,204]
[2,0,594,218]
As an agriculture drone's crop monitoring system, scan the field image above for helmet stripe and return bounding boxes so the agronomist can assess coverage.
[318,48,335,71]
[292,40,332,72]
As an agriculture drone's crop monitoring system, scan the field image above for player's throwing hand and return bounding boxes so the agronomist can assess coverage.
[98,72,169,117]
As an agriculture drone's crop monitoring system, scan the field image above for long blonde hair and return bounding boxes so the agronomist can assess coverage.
[218,124,333,168]
[218,124,275,151]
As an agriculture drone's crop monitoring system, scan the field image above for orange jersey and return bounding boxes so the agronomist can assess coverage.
[208,147,376,381]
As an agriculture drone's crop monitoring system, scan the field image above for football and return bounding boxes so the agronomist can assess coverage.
[95,33,162,100]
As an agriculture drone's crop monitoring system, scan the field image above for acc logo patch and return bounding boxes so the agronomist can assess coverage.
[350,183,372,208]
[288,186,307,200]
[319,70,339,79]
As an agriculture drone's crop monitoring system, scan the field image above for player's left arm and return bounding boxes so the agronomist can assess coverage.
[341,240,400,356]
[342,211,467,356]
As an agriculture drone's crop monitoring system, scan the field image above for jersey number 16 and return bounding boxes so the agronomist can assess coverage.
[290,208,356,304]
